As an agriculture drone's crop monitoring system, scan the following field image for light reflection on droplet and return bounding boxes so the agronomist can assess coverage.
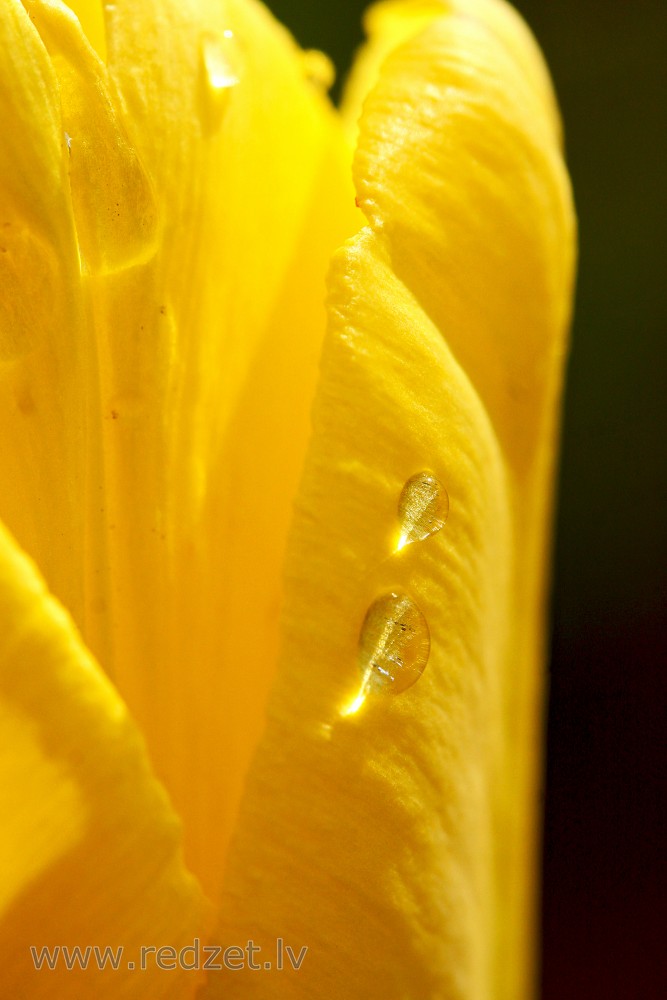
[340,688,368,717]
[199,31,239,129]
[202,32,239,89]
[342,591,430,715]
[396,471,448,550]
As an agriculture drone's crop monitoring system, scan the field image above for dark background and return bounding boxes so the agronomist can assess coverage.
[268,1,666,996]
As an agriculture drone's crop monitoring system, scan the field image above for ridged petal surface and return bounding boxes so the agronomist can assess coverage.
[206,2,575,998]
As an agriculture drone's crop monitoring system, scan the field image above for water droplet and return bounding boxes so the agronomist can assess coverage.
[397,471,448,548]
[301,49,335,92]
[358,591,430,695]
[202,31,239,90]
[199,31,239,129]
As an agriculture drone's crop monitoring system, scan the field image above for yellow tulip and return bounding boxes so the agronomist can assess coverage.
[0,0,575,997]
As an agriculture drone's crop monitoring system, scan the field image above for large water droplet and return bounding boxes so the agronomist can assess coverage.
[358,591,430,695]
[200,31,239,129]
[397,471,449,548]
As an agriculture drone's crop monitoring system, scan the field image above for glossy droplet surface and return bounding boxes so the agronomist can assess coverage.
[202,31,239,89]
[358,592,430,695]
[398,471,449,546]
[200,31,239,129]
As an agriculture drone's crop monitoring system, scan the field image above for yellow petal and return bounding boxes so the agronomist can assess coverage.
[24,0,159,273]
[175,134,359,890]
[0,0,93,633]
[353,0,575,472]
[342,0,562,146]
[0,0,71,256]
[61,0,106,60]
[341,0,448,143]
[0,0,359,902]
[0,519,206,997]
[96,0,359,898]
[205,2,575,998]
[101,0,351,444]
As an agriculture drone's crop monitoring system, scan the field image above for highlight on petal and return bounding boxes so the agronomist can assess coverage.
[0,521,207,997]
[204,1,575,998]
[23,0,159,273]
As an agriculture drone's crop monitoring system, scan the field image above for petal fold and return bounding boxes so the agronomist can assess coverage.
[0,0,95,636]
[352,0,575,473]
[205,2,576,999]
[205,231,512,1000]
[0,520,207,998]
[23,0,159,273]
[92,0,359,897]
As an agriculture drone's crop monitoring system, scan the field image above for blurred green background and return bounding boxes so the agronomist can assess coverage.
[267,1,666,996]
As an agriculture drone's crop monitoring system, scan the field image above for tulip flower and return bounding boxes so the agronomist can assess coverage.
[0,0,575,996]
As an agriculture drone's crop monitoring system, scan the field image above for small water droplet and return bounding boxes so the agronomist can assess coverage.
[200,31,239,129]
[358,591,430,695]
[301,49,335,92]
[202,31,239,90]
[397,471,448,548]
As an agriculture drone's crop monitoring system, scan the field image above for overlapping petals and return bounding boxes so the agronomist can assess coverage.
[0,0,574,997]
[206,2,575,998]
[0,0,358,905]
[0,523,206,998]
